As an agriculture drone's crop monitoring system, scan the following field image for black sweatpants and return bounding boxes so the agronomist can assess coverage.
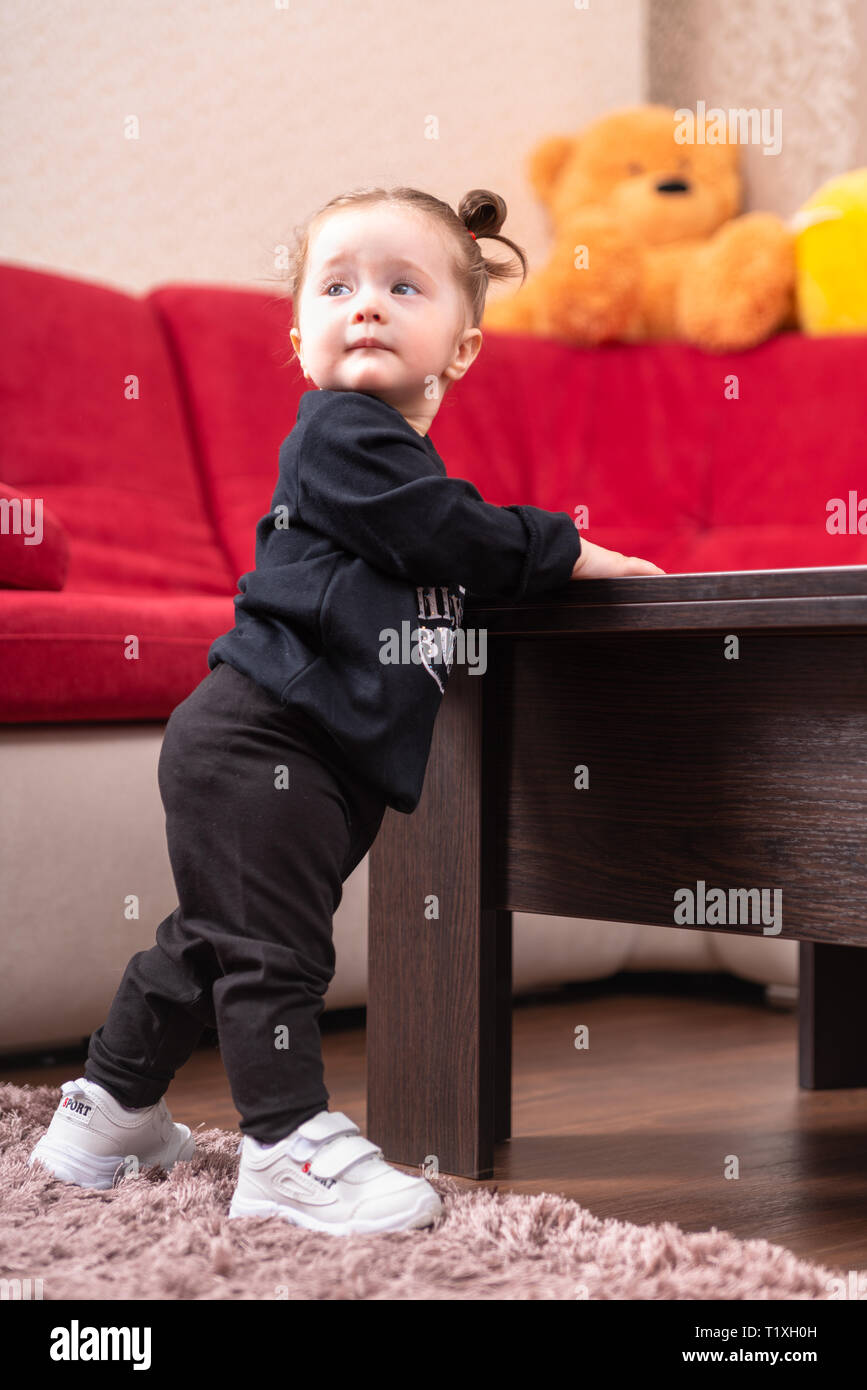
[84,660,388,1143]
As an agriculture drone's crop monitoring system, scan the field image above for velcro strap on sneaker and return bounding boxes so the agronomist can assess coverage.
[295,1110,360,1146]
[311,1134,384,1181]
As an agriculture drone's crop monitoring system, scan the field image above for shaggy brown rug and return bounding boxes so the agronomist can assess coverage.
[0,1081,845,1300]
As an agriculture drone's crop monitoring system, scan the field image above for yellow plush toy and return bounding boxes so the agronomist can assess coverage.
[483,104,799,352]
[792,169,867,334]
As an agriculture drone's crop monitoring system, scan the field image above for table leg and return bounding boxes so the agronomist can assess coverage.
[494,908,513,1144]
[367,665,500,1178]
[799,941,867,1087]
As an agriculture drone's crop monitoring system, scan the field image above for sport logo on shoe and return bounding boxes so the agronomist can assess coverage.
[302,1159,336,1189]
[61,1096,94,1125]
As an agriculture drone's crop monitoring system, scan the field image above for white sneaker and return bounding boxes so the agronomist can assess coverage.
[228,1109,443,1236]
[27,1077,196,1190]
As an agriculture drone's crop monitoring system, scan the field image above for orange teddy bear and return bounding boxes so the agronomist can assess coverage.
[483,104,798,352]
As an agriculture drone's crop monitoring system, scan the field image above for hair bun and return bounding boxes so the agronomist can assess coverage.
[458,189,507,239]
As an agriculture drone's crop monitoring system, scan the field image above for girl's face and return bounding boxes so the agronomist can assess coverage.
[289,204,481,435]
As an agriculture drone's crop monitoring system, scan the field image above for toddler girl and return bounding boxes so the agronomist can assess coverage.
[28,186,664,1236]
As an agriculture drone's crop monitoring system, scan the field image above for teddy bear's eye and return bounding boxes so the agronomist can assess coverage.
[627,162,643,176]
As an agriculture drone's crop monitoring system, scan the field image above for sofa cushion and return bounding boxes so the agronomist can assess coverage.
[684,333,867,572]
[0,265,236,598]
[0,265,240,718]
[0,589,235,720]
[147,284,301,581]
[435,329,867,575]
[431,330,699,570]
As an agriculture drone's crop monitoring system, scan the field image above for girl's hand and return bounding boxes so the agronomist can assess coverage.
[571,538,666,579]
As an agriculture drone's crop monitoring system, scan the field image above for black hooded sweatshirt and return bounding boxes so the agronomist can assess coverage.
[207,388,581,813]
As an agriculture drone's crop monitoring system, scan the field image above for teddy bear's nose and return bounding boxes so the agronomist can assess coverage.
[656,178,691,194]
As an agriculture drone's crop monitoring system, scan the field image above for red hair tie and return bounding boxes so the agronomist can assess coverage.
[468,230,477,240]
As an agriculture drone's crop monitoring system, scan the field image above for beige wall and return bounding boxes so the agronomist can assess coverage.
[0,0,646,295]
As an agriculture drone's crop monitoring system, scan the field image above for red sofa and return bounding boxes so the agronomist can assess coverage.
[1,260,864,1052]
[3,261,866,722]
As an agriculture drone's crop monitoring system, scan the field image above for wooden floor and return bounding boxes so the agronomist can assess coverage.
[4,972,867,1272]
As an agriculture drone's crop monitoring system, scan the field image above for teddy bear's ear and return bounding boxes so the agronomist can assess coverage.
[527,134,577,201]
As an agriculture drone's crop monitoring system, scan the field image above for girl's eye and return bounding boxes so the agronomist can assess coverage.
[320,279,420,296]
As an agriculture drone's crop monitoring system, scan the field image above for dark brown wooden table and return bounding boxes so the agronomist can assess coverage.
[367,567,867,1179]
